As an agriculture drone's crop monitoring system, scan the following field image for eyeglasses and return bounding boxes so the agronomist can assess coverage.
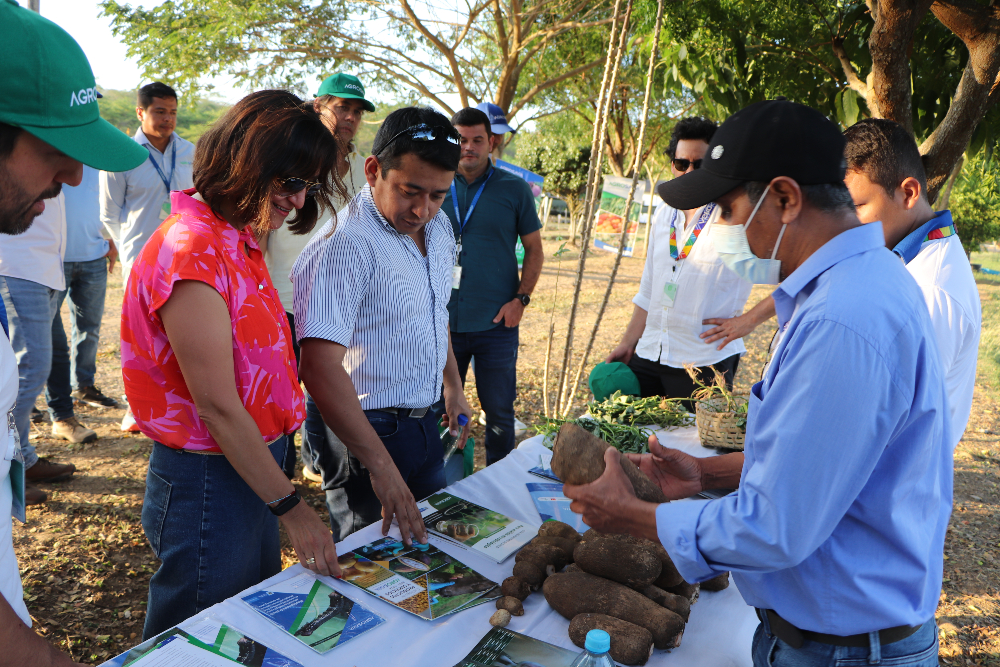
[672,158,703,172]
[277,177,322,197]
[373,124,461,156]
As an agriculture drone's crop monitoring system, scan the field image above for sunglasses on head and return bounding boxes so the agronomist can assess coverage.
[373,123,461,156]
[277,177,322,197]
[672,158,703,172]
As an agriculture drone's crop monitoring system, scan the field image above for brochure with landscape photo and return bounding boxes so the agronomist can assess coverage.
[417,491,536,563]
[101,616,305,667]
[527,456,561,482]
[454,627,580,667]
[526,482,589,532]
[241,572,385,654]
[337,536,499,620]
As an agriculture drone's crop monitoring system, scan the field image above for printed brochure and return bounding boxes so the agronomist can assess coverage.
[417,491,536,563]
[454,627,580,667]
[241,572,384,654]
[337,536,499,620]
[100,616,305,667]
[526,482,589,532]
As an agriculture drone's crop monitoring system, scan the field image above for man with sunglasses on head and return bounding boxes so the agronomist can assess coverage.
[265,72,374,480]
[292,107,473,544]
[605,117,752,404]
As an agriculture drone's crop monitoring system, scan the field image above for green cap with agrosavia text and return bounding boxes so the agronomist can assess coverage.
[0,0,146,172]
[315,73,376,112]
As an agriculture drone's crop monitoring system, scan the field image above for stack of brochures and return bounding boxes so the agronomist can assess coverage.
[454,627,581,667]
[336,536,501,620]
[417,491,536,563]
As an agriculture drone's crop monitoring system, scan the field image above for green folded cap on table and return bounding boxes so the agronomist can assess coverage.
[589,361,641,402]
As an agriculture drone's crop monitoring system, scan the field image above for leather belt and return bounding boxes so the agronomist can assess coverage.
[756,609,921,649]
[369,406,431,419]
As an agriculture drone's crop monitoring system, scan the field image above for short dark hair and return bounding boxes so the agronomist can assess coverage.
[193,89,346,238]
[844,118,928,197]
[0,122,21,161]
[667,117,717,159]
[372,106,460,173]
[137,82,178,109]
[744,180,855,213]
[451,108,492,137]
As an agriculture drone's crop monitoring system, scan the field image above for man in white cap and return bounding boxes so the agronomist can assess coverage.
[0,1,146,663]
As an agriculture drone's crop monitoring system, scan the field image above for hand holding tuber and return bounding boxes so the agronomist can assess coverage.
[623,435,705,501]
[563,447,660,542]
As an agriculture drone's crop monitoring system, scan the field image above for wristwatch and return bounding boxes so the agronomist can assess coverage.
[515,293,531,307]
[267,490,301,516]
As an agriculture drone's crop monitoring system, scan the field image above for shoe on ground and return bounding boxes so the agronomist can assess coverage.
[302,466,322,483]
[25,483,47,505]
[121,408,140,433]
[52,416,98,444]
[25,457,76,483]
[72,385,120,409]
[30,406,47,424]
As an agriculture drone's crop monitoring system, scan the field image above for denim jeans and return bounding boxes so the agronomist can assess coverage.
[46,258,108,420]
[752,617,940,667]
[307,403,446,541]
[0,276,61,469]
[141,438,287,639]
[450,324,519,466]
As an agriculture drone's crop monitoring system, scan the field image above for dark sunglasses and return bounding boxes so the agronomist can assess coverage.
[277,177,322,197]
[672,158,703,172]
[373,124,461,156]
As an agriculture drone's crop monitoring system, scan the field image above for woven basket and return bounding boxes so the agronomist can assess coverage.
[695,396,747,451]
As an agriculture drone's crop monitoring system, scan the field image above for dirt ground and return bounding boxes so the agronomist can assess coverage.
[12,235,1000,664]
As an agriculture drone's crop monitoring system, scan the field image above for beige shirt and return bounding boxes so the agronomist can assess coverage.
[266,146,368,312]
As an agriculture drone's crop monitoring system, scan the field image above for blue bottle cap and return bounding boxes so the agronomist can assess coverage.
[585,629,611,654]
[457,413,469,426]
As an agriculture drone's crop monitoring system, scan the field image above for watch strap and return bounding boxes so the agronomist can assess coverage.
[268,490,301,516]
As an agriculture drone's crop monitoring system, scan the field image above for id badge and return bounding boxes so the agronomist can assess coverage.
[452,265,462,290]
[159,200,171,221]
[5,409,24,523]
[663,280,680,308]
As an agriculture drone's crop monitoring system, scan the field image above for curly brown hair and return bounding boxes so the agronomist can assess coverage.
[193,89,347,238]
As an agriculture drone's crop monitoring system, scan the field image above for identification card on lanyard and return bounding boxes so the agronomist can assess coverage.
[146,142,177,222]
[450,167,495,290]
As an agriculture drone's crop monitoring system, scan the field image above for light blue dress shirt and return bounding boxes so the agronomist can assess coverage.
[62,165,109,263]
[656,222,952,635]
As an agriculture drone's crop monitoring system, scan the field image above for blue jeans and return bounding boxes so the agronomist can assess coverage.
[752,617,939,667]
[450,324,518,465]
[46,258,108,420]
[0,276,61,469]
[307,403,445,541]
[141,438,287,639]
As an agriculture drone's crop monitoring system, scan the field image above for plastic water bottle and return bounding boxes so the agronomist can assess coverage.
[441,413,469,464]
[569,629,615,667]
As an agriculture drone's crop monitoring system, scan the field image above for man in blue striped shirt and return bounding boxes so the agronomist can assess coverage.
[293,107,473,545]
[565,100,950,667]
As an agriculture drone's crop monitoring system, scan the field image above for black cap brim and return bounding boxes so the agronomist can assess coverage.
[657,168,746,211]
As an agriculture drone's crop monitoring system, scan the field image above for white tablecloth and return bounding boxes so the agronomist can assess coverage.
[165,426,757,666]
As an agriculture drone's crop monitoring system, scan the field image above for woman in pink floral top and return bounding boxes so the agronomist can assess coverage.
[122,90,348,639]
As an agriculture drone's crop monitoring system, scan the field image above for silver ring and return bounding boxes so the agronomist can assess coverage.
[306,557,316,565]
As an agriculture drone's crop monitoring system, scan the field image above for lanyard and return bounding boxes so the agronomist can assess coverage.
[669,202,716,260]
[146,140,176,197]
[450,166,494,244]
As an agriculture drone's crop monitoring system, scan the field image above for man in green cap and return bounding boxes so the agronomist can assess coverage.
[265,72,375,481]
[0,1,145,663]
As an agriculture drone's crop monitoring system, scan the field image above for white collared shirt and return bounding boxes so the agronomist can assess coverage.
[633,204,752,367]
[0,192,66,291]
[266,146,367,311]
[100,129,195,278]
[907,234,981,448]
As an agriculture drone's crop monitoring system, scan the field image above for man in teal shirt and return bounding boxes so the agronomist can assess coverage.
[443,107,543,464]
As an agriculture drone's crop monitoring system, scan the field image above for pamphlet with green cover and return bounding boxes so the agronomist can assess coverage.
[337,536,499,619]
[241,572,384,654]
[454,627,580,667]
[417,492,536,563]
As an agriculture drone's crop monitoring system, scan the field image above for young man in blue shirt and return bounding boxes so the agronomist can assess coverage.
[565,100,950,667]
[442,107,543,465]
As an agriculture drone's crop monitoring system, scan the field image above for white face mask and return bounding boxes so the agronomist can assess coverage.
[712,183,787,285]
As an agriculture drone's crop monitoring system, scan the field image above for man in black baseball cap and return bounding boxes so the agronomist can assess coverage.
[565,100,952,667]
